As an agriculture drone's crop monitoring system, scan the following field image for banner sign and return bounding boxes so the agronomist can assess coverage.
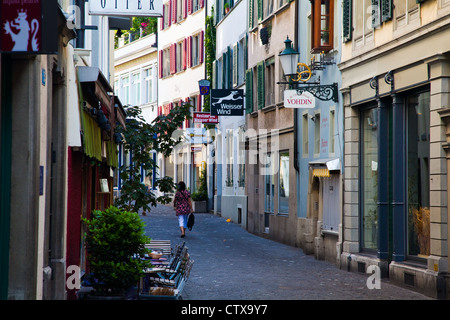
[89,0,163,17]
[0,0,57,53]
[193,112,218,125]
[210,89,244,116]
[284,90,316,109]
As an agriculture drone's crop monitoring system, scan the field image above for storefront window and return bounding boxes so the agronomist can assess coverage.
[361,107,378,250]
[278,151,289,215]
[264,153,275,214]
[407,91,430,257]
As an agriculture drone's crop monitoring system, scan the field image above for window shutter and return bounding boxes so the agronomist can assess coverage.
[371,0,381,28]
[342,0,352,42]
[227,46,232,88]
[188,0,192,14]
[168,0,172,26]
[199,31,204,64]
[158,50,163,78]
[381,0,393,22]
[233,43,238,87]
[183,38,187,70]
[257,61,265,109]
[172,0,177,24]
[170,44,176,74]
[161,8,165,30]
[245,69,253,114]
[200,0,204,8]
[187,36,192,68]
[257,0,263,22]
[248,0,253,29]
[222,53,227,89]
[244,34,248,71]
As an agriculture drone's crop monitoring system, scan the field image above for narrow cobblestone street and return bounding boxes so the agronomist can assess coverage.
[142,205,432,300]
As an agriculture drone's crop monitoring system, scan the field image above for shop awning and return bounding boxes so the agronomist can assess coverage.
[310,158,341,177]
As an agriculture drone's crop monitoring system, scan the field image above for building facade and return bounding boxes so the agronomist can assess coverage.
[158,0,207,194]
[339,0,450,298]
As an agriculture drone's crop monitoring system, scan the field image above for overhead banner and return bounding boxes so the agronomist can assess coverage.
[284,90,316,109]
[0,0,58,53]
[211,89,244,116]
[89,0,163,17]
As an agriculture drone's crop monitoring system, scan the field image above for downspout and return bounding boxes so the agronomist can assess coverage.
[293,0,299,173]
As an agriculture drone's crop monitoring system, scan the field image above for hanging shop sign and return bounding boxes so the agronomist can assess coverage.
[210,89,244,116]
[89,0,163,17]
[0,0,58,53]
[193,112,218,125]
[198,79,210,95]
[284,90,316,109]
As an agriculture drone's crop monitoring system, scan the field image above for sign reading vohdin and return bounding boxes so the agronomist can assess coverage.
[284,90,316,109]
[89,0,163,17]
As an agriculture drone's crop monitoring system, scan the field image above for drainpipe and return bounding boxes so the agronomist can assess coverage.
[293,0,299,173]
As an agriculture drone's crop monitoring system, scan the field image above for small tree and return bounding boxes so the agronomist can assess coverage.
[191,167,208,201]
[115,104,192,214]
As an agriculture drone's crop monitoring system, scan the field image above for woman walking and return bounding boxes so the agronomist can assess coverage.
[173,181,193,238]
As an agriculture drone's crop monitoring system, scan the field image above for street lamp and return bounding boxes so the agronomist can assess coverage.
[278,36,300,78]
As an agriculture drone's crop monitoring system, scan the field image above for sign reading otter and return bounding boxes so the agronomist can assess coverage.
[1,0,57,53]
[210,89,244,116]
[89,0,163,17]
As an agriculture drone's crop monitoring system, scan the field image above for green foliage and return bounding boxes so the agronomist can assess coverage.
[203,8,216,114]
[114,104,192,214]
[82,206,151,295]
[191,167,208,201]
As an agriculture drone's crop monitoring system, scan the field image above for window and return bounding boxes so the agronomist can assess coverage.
[177,0,185,21]
[121,75,130,105]
[144,67,154,103]
[238,126,246,188]
[191,32,204,67]
[163,2,170,29]
[226,129,234,187]
[314,113,321,155]
[114,79,119,97]
[131,72,141,106]
[265,57,275,106]
[163,48,171,77]
[278,151,289,214]
[329,109,335,154]
[407,91,430,257]
[302,113,309,157]
[278,0,288,9]
[311,0,334,53]
[176,41,183,72]
[394,0,419,29]
[264,153,275,213]
[361,107,378,250]
[263,0,274,19]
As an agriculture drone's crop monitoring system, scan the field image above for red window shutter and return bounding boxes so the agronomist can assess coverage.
[158,50,163,78]
[168,0,172,26]
[172,0,177,24]
[160,9,165,30]
[199,31,204,64]
[186,36,192,68]
[187,0,192,14]
[200,0,204,8]
[184,0,188,18]
[170,44,176,74]
[182,38,187,70]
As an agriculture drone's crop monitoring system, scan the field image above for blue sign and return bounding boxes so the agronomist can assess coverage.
[198,79,210,96]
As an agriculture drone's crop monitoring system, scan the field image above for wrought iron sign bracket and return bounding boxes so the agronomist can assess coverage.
[278,81,339,103]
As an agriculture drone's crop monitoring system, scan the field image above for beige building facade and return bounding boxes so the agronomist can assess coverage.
[339,0,450,298]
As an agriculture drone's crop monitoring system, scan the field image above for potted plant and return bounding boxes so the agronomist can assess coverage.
[224,2,230,14]
[81,206,152,299]
[191,167,208,213]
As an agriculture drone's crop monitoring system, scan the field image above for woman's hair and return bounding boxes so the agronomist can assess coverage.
[178,181,186,191]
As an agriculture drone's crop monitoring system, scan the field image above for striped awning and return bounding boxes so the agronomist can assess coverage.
[313,168,330,177]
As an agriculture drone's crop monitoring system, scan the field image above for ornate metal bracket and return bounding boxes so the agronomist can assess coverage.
[294,82,339,103]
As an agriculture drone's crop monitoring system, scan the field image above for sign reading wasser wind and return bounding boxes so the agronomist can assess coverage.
[211,89,244,116]
[89,0,163,17]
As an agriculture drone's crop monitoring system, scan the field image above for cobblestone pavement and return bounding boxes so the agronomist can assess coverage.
[141,205,432,300]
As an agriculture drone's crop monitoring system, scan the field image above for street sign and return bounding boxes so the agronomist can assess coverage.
[284,90,316,108]
[193,112,218,125]
[89,0,163,17]
[210,89,244,116]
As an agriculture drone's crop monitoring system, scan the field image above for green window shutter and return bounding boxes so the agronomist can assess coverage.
[371,0,381,28]
[233,43,238,87]
[381,0,393,22]
[228,46,233,88]
[248,0,253,29]
[342,0,352,42]
[244,34,248,71]
[257,61,265,109]
[222,53,227,89]
[257,0,263,22]
[245,69,253,114]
